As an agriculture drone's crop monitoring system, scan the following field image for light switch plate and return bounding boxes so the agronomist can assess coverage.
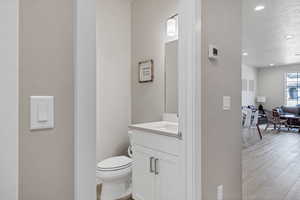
[223,96,231,110]
[30,96,54,130]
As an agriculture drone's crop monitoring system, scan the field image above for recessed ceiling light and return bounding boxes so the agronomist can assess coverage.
[269,64,275,66]
[242,52,248,56]
[286,35,294,40]
[255,5,265,11]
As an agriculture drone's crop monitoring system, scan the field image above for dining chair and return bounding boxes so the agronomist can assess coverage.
[265,109,288,132]
[272,109,288,131]
[252,111,262,140]
[243,108,252,128]
[242,109,262,140]
[264,110,276,131]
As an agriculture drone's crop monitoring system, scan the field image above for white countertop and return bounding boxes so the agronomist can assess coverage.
[129,121,180,139]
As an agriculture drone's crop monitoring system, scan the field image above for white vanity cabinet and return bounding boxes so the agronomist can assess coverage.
[153,149,180,200]
[132,145,156,200]
[129,121,181,200]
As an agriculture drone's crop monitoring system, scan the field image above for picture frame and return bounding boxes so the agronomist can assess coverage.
[139,60,154,83]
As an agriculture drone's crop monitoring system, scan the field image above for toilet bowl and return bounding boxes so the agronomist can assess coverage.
[96,155,132,200]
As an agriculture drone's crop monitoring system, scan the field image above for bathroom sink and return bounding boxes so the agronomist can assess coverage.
[129,121,179,138]
[150,121,178,132]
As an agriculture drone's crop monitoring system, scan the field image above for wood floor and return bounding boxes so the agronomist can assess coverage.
[243,129,300,200]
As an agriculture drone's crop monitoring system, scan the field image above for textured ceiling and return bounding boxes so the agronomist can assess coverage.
[242,0,300,67]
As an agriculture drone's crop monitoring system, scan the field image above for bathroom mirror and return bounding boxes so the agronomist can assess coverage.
[165,40,178,114]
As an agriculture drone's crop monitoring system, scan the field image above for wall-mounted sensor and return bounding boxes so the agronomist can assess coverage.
[208,45,219,59]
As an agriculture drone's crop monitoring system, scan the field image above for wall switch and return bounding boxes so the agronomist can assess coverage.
[30,96,54,130]
[37,101,49,122]
[223,96,231,110]
[217,185,224,200]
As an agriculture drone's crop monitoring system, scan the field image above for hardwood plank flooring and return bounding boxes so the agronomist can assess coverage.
[243,129,300,200]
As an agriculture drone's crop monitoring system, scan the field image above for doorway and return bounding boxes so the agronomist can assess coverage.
[241,0,300,199]
[74,0,202,199]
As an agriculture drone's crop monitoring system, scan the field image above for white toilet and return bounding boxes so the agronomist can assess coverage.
[96,148,133,200]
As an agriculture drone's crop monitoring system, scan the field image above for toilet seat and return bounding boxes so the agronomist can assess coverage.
[96,156,132,183]
[97,156,132,172]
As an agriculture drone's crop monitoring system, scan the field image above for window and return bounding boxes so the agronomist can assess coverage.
[166,14,178,42]
[285,72,300,106]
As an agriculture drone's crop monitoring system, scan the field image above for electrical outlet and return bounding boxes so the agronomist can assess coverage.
[217,185,223,200]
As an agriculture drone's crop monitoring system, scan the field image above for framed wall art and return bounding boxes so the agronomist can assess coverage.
[139,60,154,83]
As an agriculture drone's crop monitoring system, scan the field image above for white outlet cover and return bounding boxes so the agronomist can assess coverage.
[208,44,219,59]
[30,96,54,130]
[217,185,224,200]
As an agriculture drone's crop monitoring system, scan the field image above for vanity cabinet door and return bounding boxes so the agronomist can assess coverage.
[154,152,180,200]
[132,145,155,200]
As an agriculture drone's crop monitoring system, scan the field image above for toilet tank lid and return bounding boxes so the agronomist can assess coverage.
[97,156,132,170]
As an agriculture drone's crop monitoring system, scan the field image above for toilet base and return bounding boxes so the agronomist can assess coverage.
[101,179,131,200]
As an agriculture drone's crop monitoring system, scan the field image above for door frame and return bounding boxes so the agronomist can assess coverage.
[74,0,97,200]
[0,1,19,199]
[178,0,202,199]
[74,0,202,199]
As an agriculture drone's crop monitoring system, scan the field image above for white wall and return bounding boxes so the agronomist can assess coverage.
[20,0,74,199]
[257,64,300,110]
[242,64,258,106]
[131,0,178,123]
[202,0,242,199]
[96,0,132,162]
[0,1,18,199]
